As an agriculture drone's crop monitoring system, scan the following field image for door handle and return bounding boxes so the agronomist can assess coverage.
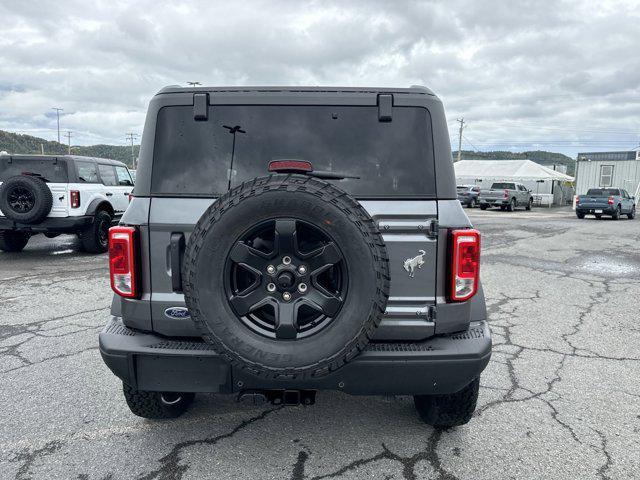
[170,233,185,292]
[105,192,113,196]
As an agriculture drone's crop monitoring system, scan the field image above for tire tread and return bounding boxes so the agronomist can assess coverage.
[182,174,390,379]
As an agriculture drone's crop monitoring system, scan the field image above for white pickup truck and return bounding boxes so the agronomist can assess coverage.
[478,181,533,211]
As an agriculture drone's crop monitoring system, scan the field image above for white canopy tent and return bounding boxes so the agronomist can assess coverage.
[454,160,574,206]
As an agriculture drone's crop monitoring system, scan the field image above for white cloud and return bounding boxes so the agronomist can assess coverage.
[0,0,638,155]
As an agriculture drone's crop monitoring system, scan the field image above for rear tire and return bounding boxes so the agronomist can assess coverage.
[480,204,487,211]
[612,206,621,220]
[576,212,585,219]
[628,206,635,220]
[506,199,515,212]
[468,198,477,208]
[525,198,533,211]
[0,230,30,252]
[79,210,112,253]
[414,377,480,428]
[123,384,195,419]
[0,175,53,224]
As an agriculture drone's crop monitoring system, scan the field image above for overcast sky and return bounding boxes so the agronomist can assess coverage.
[0,0,639,157]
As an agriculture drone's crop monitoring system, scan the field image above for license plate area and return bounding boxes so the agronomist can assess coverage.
[595,209,603,213]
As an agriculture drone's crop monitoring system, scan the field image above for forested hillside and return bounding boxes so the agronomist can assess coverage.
[0,130,139,167]
[2,129,575,174]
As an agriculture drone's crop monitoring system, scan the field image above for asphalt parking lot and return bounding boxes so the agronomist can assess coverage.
[1,206,639,480]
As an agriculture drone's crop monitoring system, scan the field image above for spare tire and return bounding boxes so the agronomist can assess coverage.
[0,175,53,224]
[183,175,390,379]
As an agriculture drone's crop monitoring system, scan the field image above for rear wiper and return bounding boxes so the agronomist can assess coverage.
[306,170,360,180]
[23,172,51,182]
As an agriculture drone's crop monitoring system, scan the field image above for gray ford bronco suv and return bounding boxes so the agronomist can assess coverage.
[99,86,491,427]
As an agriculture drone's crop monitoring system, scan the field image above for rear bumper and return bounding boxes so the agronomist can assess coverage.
[576,206,615,215]
[0,215,93,232]
[99,317,492,396]
[457,196,476,205]
[479,198,508,206]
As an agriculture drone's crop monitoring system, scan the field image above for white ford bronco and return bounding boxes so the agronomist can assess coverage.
[0,154,134,253]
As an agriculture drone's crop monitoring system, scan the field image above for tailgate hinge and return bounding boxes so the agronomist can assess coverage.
[428,305,437,322]
[427,219,439,238]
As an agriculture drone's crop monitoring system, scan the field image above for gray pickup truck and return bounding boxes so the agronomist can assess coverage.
[576,188,636,220]
[98,85,491,427]
[479,181,533,211]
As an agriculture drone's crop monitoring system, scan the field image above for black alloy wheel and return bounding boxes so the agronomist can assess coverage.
[226,218,346,340]
[7,186,36,213]
[97,214,110,248]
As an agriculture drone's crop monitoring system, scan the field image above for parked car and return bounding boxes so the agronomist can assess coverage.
[575,188,636,220]
[457,184,481,208]
[478,181,533,211]
[0,154,134,253]
[99,85,491,427]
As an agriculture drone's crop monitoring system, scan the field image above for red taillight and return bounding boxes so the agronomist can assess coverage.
[503,189,509,198]
[109,226,138,298]
[449,229,481,302]
[128,193,134,203]
[576,196,581,204]
[70,190,80,208]
[268,160,313,173]
[608,196,614,205]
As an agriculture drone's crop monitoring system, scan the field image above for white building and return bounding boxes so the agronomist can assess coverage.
[454,159,574,205]
[575,150,640,199]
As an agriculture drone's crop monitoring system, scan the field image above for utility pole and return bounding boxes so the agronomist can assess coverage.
[52,107,63,143]
[64,131,72,154]
[187,81,201,87]
[126,132,139,169]
[456,118,465,163]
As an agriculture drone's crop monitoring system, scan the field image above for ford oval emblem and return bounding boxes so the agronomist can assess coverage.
[164,307,190,319]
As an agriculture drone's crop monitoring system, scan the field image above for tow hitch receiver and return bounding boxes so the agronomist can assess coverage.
[237,389,316,406]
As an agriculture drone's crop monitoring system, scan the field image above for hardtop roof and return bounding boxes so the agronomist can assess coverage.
[0,153,127,167]
[156,85,436,97]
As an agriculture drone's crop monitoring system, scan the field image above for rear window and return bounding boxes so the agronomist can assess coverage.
[491,182,515,190]
[0,157,68,183]
[586,188,620,196]
[152,105,435,197]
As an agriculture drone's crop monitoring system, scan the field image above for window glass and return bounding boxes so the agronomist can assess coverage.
[76,161,99,183]
[152,105,436,197]
[0,158,68,182]
[98,164,117,186]
[115,166,134,186]
[491,182,515,190]
[586,188,619,196]
[599,165,613,187]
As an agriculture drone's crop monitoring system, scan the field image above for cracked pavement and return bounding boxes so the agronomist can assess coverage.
[1,207,639,479]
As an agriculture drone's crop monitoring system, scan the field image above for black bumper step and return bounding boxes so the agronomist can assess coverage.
[99,317,491,396]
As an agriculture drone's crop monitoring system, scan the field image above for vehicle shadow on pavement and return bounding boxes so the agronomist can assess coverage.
[122,391,466,480]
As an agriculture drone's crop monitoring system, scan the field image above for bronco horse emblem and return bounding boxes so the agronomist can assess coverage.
[403,250,426,278]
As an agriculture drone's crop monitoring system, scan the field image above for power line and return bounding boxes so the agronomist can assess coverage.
[448,119,638,136]
[125,133,139,169]
[455,118,465,163]
[51,107,63,143]
[125,132,139,169]
[462,134,479,151]
[64,131,72,154]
